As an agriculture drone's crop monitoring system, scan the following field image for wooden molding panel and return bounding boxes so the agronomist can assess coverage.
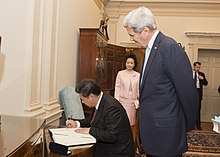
[105,0,220,17]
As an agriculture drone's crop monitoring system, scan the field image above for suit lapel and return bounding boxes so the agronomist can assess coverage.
[140,32,164,93]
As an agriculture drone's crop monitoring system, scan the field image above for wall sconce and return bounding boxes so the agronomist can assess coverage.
[125,48,134,53]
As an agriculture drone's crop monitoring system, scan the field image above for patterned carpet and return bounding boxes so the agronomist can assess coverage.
[136,129,220,157]
[186,130,220,153]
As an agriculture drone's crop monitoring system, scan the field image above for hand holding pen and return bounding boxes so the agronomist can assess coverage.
[66,115,77,128]
[66,119,77,128]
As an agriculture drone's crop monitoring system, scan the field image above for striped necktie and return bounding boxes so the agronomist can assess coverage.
[194,72,197,88]
[90,109,97,125]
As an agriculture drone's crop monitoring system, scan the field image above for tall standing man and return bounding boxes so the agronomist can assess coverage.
[123,7,199,157]
[193,61,208,130]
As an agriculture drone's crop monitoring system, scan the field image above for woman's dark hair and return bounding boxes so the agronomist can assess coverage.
[125,53,138,70]
[75,79,101,97]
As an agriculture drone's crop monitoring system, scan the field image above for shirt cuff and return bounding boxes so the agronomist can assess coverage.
[76,121,80,128]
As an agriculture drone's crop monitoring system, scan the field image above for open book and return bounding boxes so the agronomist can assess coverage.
[49,128,96,146]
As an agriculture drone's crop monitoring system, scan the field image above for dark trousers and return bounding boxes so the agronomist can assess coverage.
[196,88,202,129]
[196,99,202,128]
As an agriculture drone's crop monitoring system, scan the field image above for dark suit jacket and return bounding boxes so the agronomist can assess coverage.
[79,94,134,157]
[139,32,199,156]
[197,71,208,100]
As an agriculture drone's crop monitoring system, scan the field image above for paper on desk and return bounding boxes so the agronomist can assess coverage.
[49,128,96,146]
[211,116,220,134]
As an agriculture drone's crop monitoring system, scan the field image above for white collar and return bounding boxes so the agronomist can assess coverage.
[148,30,159,49]
[95,91,103,110]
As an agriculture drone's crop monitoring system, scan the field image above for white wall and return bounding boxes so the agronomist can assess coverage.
[0,0,30,115]
[157,16,220,54]
[57,0,100,92]
[0,0,100,116]
[116,15,220,58]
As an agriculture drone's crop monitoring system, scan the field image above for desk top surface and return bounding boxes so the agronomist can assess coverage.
[0,115,45,157]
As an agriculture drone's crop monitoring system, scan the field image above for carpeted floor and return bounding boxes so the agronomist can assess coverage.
[135,122,220,157]
[186,130,220,153]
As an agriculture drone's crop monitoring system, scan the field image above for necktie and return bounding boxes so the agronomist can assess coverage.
[90,109,97,125]
[141,47,150,84]
[194,72,197,88]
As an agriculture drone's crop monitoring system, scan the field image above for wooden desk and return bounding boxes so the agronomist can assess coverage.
[45,125,94,157]
[0,115,45,157]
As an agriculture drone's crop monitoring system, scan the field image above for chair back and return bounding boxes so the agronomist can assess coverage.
[59,86,85,120]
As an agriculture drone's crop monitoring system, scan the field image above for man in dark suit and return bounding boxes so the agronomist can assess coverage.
[66,79,134,157]
[193,61,208,130]
[123,7,199,157]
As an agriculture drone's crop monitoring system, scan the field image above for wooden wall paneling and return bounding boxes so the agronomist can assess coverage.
[106,45,115,89]
[78,28,125,115]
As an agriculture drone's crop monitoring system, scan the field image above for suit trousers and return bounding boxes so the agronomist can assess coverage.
[196,88,202,128]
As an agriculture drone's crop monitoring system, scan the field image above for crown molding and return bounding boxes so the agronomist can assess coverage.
[94,0,110,9]
[105,0,220,17]
[185,32,220,37]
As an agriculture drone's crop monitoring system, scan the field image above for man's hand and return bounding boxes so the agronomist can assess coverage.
[198,75,204,80]
[75,128,90,134]
[66,119,77,128]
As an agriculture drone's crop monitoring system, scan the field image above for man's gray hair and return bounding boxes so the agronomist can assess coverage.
[123,6,157,33]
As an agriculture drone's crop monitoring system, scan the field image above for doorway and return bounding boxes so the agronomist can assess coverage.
[198,49,220,122]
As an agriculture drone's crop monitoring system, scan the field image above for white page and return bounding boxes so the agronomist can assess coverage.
[49,128,96,146]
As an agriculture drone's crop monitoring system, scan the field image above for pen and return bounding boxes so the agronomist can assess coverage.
[68,115,74,120]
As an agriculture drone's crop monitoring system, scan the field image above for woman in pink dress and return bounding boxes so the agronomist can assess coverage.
[115,53,140,126]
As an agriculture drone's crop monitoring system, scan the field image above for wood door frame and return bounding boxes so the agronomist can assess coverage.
[185,32,220,63]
